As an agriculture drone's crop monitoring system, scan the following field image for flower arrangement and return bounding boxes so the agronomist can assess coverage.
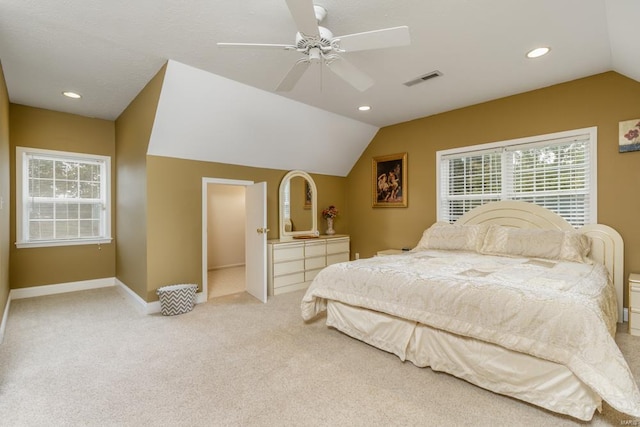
[322,205,339,219]
[623,121,640,144]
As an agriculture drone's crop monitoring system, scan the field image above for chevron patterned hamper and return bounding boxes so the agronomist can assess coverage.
[156,284,198,316]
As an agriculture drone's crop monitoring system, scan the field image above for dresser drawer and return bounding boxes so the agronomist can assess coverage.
[630,308,640,337]
[272,244,304,262]
[273,272,305,289]
[630,284,640,308]
[273,259,304,276]
[273,281,310,295]
[327,252,349,265]
[305,256,326,270]
[268,236,349,296]
[305,241,326,257]
[327,239,349,255]
[305,268,322,282]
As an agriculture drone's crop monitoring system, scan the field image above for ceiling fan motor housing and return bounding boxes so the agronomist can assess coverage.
[295,26,334,53]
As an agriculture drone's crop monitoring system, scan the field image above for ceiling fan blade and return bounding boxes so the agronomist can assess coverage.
[217,42,296,50]
[276,59,310,91]
[326,57,374,92]
[285,0,319,37]
[334,26,411,52]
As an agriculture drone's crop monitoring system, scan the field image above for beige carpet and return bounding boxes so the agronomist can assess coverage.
[0,287,639,426]
[208,266,245,299]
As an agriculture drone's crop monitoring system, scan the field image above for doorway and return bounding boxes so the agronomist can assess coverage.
[201,178,267,303]
[207,183,246,298]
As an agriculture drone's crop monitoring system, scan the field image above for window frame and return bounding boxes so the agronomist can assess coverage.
[15,146,113,248]
[436,127,597,227]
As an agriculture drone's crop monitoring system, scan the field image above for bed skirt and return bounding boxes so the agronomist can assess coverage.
[326,300,601,421]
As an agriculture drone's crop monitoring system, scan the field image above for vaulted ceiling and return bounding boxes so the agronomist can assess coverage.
[1,0,638,171]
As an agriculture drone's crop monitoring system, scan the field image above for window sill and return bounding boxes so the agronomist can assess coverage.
[15,238,113,249]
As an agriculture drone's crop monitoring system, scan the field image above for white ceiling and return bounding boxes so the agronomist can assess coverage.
[0,0,638,129]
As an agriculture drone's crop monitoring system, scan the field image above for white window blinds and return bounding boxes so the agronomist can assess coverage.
[440,148,502,222]
[438,128,596,227]
[504,134,592,226]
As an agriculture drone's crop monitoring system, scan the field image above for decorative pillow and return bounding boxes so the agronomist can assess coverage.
[414,222,489,252]
[559,231,592,263]
[479,225,592,263]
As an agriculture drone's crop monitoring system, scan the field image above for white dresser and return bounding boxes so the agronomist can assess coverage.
[267,235,350,296]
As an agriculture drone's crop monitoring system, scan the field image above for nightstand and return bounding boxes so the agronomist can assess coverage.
[377,249,405,256]
[630,273,640,336]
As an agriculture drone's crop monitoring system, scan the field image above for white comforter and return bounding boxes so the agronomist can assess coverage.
[301,250,640,417]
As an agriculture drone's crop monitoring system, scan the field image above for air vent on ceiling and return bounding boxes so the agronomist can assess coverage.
[403,70,442,87]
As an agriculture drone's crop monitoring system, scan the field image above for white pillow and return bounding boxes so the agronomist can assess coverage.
[414,222,489,252]
[479,225,591,263]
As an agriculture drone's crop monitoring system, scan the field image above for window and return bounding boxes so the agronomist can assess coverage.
[16,147,112,248]
[436,127,597,227]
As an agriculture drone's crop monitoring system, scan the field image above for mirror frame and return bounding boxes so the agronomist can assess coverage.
[279,170,318,239]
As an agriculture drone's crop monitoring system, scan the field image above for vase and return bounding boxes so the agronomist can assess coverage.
[326,217,335,235]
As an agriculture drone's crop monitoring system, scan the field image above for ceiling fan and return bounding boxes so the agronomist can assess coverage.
[217,0,411,92]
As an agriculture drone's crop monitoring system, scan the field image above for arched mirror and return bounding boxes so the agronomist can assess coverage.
[279,170,318,239]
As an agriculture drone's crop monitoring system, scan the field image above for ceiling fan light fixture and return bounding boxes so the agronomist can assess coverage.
[308,47,322,63]
[358,105,371,111]
[62,91,82,99]
[526,47,550,59]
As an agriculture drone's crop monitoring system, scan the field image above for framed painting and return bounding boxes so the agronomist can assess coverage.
[372,152,407,208]
[619,119,640,153]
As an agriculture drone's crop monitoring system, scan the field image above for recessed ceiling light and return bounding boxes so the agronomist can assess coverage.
[526,47,550,59]
[358,105,371,111]
[62,91,82,99]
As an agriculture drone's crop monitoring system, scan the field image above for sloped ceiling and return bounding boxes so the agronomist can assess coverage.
[148,60,378,176]
[605,0,640,82]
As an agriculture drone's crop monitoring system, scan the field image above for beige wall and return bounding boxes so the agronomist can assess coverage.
[6,67,634,309]
[347,71,640,306]
[0,63,10,323]
[9,105,116,288]
[114,65,166,300]
[207,184,245,269]
[145,155,347,301]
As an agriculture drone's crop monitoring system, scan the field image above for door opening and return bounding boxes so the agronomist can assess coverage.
[202,178,267,303]
[207,183,246,298]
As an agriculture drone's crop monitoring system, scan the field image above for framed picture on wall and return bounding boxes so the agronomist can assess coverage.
[619,119,640,153]
[372,152,407,208]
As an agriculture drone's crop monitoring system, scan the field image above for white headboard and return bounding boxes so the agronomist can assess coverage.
[457,201,624,321]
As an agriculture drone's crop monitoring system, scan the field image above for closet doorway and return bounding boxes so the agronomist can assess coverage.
[207,183,246,298]
[202,178,267,303]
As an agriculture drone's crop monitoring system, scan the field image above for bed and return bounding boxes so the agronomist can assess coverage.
[301,201,640,421]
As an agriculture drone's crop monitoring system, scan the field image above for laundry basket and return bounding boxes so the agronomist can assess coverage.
[156,284,198,316]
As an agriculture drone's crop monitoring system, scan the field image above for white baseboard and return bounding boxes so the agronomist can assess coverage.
[624,307,629,323]
[208,263,245,271]
[196,291,207,304]
[114,279,160,314]
[0,278,206,340]
[114,279,205,315]
[0,295,10,344]
[2,278,115,345]
[9,277,116,300]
